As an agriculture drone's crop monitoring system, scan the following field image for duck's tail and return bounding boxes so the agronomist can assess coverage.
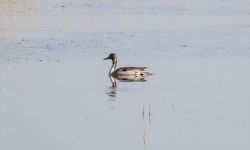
[142,72,153,76]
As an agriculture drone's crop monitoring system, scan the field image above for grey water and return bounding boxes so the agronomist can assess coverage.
[1,0,250,150]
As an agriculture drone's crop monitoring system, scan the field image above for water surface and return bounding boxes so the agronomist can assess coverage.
[1,0,250,150]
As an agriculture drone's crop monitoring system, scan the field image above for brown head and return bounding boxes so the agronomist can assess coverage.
[104,53,118,70]
[103,53,117,61]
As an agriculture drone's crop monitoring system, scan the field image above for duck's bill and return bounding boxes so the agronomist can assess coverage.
[103,57,110,60]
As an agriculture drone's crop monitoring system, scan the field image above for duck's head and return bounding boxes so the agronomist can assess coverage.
[104,53,117,61]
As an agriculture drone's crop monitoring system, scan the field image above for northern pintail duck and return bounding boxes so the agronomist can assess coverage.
[104,53,152,79]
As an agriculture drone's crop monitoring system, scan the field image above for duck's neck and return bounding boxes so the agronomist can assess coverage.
[109,59,117,75]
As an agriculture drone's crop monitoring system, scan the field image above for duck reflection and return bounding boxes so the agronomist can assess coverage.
[106,74,149,98]
[111,73,148,86]
[106,85,117,98]
[105,75,149,110]
[105,76,117,106]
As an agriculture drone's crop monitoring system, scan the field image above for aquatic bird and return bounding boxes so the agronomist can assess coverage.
[103,53,151,78]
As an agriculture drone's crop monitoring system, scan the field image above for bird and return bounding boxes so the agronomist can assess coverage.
[103,53,152,79]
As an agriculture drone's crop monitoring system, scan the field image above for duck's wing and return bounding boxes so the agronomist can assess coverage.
[113,67,151,76]
[116,67,148,71]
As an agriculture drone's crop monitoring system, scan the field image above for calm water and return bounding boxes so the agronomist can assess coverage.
[1,0,250,150]
[1,58,250,150]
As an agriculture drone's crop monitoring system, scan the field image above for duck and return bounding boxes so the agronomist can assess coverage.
[103,53,152,78]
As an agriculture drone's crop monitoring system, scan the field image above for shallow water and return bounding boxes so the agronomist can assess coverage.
[1,0,250,150]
